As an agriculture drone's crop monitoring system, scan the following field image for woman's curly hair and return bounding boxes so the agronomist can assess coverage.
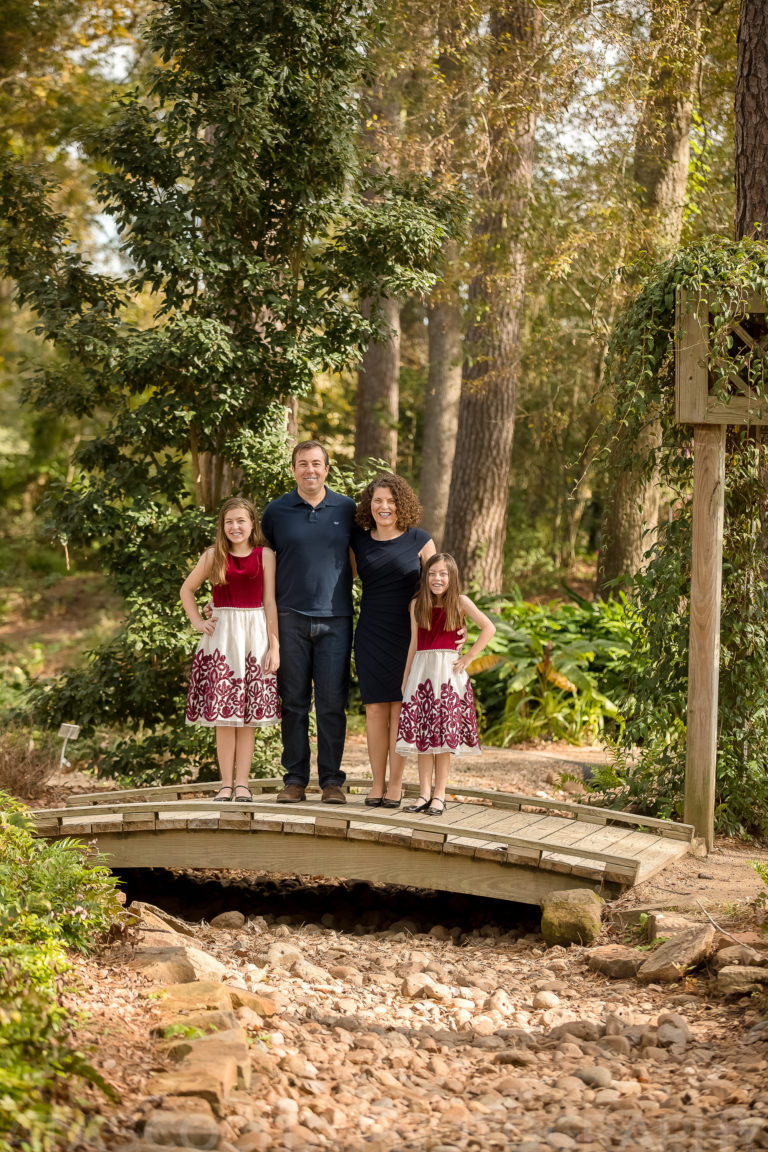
[355,473,422,531]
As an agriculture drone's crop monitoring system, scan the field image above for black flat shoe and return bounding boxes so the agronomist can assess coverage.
[380,796,401,809]
[213,786,234,802]
[404,797,430,813]
[425,797,446,816]
[233,786,253,802]
[365,795,384,807]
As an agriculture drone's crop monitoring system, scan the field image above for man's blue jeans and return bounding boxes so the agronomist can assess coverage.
[276,611,351,789]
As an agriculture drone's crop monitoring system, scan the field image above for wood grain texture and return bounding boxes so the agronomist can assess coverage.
[684,423,726,850]
[74,829,623,904]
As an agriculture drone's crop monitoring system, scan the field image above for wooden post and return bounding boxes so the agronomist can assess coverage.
[684,423,726,850]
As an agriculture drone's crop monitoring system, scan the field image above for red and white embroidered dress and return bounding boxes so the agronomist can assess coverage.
[185,548,280,728]
[395,607,481,757]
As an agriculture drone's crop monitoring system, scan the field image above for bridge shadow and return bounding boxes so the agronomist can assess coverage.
[116,868,542,940]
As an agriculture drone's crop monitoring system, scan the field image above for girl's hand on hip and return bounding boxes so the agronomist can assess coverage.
[452,653,471,674]
[196,617,218,636]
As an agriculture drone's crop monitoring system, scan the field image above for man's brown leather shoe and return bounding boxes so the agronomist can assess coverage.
[276,784,306,804]
[321,785,347,805]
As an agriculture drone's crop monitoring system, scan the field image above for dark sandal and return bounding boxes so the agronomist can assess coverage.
[234,786,253,802]
[404,797,431,813]
[426,797,446,816]
[213,786,234,802]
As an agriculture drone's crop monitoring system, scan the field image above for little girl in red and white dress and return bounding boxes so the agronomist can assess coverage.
[395,553,495,816]
[181,497,280,802]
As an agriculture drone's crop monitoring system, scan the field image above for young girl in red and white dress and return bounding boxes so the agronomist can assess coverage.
[395,553,495,816]
[181,497,280,802]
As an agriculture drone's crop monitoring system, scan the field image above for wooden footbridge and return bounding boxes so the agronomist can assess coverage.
[32,777,694,905]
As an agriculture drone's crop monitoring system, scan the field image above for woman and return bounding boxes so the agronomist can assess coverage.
[351,474,435,807]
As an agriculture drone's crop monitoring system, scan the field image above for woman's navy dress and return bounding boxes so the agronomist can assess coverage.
[352,527,431,704]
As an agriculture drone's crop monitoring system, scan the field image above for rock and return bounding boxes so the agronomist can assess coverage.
[637,925,717,983]
[549,1020,604,1043]
[717,965,768,996]
[210,911,246,930]
[533,990,560,1009]
[151,1008,238,1038]
[574,1066,612,1089]
[401,973,432,998]
[586,945,644,980]
[266,942,304,969]
[656,1012,691,1047]
[143,1069,233,1115]
[644,911,697,941]
[292,958,332,982]
[596,1034,631,1056]
[143,1108,221,1148]
[540,890,603,947]
[128,901,198,938]
[225,985,278,1016]
[163,1027,251,1089]
[714,944,767,970]
[130,945,228,984]
[471,1015,497,1036]
[147,982,234,1014]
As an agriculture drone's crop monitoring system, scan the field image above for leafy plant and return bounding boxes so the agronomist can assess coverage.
[470,593,631,745]
[0,791,123,1150]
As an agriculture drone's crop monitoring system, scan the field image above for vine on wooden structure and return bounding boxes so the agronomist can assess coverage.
[592,236,768,838]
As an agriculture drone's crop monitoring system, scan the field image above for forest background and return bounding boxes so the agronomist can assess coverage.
[1,0,768,838]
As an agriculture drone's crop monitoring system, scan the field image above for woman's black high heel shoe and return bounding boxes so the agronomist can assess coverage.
[380,795,401,809]
[365,795,384,807]
[425,797,446,816]
[404,797,430,813]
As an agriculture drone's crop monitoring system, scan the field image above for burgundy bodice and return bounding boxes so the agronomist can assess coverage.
[417,606,462,651]
[212,548,265,608]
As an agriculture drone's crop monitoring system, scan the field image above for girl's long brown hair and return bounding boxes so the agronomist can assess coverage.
[414,553,463,630]
[211,497,265,586]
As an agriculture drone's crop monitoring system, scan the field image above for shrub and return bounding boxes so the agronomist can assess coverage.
[0,793,123,1150]
[0,726,59,798]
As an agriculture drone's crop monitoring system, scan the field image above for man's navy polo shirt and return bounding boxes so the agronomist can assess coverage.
[261,486,356,617]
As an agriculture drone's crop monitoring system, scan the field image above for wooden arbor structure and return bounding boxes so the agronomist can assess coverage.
[675,288,768,849]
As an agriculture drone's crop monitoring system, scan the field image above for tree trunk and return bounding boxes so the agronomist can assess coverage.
[354,294,400,467]
[735,0,768,239]
[442,1,541,592]
[420,279,462,546]
[597,0,702,596]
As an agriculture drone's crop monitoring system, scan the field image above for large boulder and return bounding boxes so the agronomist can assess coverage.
[637,925,716,983]
[540,889,603,947]
[129,945,228,984]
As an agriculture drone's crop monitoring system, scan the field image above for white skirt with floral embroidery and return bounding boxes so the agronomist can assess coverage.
[185,607,280,728]
[395,649,481,757]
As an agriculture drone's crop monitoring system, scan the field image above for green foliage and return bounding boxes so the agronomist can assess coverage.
[592,236,768,837]
[0,791,123,1150]
[0,0,457,779]
[471,593,631,745]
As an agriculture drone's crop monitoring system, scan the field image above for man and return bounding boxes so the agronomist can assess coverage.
[261,440,356,804]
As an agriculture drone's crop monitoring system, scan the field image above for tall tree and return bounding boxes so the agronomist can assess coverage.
[442,1,541,591]
[734,0,768,238]
[0,0,450,776]
[597,0,703,595]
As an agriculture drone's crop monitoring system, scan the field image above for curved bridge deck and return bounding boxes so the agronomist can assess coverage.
[33,777,694,905]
